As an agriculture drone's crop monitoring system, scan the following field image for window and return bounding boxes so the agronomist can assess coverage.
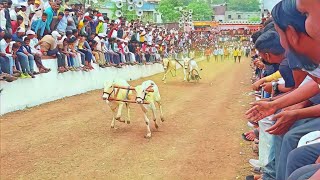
[228,15,231,19]
[238,15,241,19]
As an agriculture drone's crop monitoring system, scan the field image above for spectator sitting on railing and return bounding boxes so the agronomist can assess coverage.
[14,28,36,78]
[78,34,93,70]
[0,33,18,82]
[26,30,51,73]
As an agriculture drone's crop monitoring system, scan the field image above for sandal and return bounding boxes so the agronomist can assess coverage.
[246,175,254,180]
[242,133,254,141]
[242,130,257,141]
[251,167,262,174]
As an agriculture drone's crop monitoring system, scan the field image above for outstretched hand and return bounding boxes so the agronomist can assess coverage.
[245,101,277,122]
[266,111,298,135]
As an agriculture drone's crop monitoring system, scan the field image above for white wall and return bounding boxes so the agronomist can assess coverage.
[0,60,165,115]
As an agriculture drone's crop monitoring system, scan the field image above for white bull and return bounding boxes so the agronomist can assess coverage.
[162,57,177,83]
[135,80,164,138]
[183,57,201,81]
[102,79,132,128]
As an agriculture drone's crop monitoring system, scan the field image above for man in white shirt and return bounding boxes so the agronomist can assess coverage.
[18,3,29,28]
[0,3,6,30]
[9,4,20,21]
[146,31,153,45]
[0,34,14,75]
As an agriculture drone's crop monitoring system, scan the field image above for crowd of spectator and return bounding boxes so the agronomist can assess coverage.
[243,0,320,179]
[0,0,201,82]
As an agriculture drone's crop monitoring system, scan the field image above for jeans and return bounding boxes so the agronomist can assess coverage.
[288,164,320,180]
[58,53,66,67]
[17,52,34,73]
[0,56,13,74]
[78,49,92,63]
[135,54,141,63]
[48,49,64,68]
[286,143,320,179]
[275,118,320,180]
[105,52,111,64]
[259,116,276,167]
[76,50,85,65]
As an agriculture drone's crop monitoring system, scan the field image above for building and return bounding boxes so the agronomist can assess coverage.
[225,11,260,21]
[212,4,260,23]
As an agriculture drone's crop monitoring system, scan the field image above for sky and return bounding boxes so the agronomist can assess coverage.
[263,0,282,11]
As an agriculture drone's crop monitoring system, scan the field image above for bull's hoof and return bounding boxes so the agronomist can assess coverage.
[111,125,115,129]
[161,117,165,122]
[127,121,131,124]
[155,123,159,129]
[116,117,125,123]
[144,133,152,139]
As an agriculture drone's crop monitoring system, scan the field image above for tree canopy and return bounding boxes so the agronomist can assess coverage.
[187,0,213,21]
[158,0,260,22]
[158,0,213,22]
[227,0,260,12]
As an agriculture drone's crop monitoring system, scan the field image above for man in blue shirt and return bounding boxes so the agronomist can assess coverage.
[44,2,55,33]
[56,9,70,35]
[31,13,48,38]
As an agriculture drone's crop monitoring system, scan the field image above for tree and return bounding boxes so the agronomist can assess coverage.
[248,16,260,22]
[227,0,260,12]
[158,0,213,22]
[187,0,213,21]
[158,0,185,22]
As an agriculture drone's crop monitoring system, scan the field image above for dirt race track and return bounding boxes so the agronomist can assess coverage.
[1,58,255,180]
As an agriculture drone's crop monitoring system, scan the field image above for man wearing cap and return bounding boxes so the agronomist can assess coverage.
[10,4,20,21]
[32,0,42,22]
[96,16,104,34]
[36,31,61,55]
[18,2,29,29]
[26,29,50,73]
[93,33,108,67]
[12,27,25,44]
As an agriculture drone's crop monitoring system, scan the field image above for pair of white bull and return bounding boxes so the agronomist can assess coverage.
[162,57,200,83]
[102,79,164,138]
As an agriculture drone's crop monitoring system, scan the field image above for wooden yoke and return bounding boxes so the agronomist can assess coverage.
[108,85,154,104]
[113,85,155,92]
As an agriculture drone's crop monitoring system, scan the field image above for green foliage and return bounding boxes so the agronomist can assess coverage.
[112,4,138,20]
[158,0,184,22]
[227,0,260,12]
[187,0,213,21]
[158,0,213,22]
[248,16,260,22]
